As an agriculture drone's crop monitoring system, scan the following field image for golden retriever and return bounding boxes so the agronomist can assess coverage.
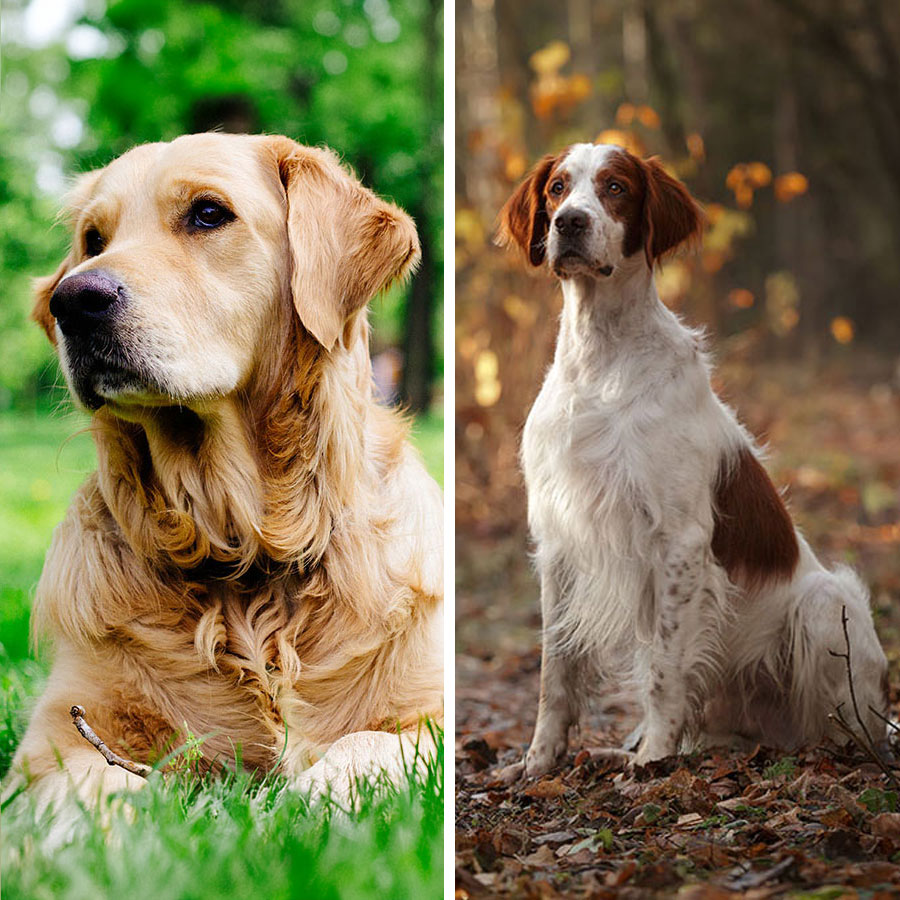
[8,133,443,827]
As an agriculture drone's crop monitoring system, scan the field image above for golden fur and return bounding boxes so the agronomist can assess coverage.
[9,134,442,820]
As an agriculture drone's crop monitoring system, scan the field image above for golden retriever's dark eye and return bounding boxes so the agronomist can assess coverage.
[84,227,105,257]
[549,179,565,196]
[188,200,234,230]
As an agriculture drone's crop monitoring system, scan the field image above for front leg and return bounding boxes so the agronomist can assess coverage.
[6,690,148,848]
[637,526,720,763]
[525,563,580,776]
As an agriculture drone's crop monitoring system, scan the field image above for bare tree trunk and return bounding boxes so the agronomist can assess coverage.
[771,0,900,220]
[568,0,593,69]
[569,0,598,119]
[400,238,436,413]
[623,0,649,103]
[773,76,807,358]
[400,0,442,413]
[457,0,502,220]
[642,0,684,152]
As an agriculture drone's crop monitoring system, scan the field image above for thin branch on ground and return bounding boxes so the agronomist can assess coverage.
[825,605,899,789]
[69,705,152,778]
[827,711,897,789]
[869,705,900,736]
[828,604,880,751]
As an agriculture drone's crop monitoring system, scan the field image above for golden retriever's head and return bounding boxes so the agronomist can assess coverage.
[34,133,419,415]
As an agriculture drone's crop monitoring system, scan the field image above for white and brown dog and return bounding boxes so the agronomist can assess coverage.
[498,141,889,775]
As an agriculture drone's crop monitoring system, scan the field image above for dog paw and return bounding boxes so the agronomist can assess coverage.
[633,736,676,766]
[524,739,565,777]
[586,747,635,768]
[494,760,525,784]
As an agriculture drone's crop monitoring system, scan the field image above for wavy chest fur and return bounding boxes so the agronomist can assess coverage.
[42,484,441,773]
[524,367,649,559]
[523,359,660,655]
[95,576,409,770]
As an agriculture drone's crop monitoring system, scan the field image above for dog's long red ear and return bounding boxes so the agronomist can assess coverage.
[496,154,559,266]
[640,157,704,267]
[267,137,420,351]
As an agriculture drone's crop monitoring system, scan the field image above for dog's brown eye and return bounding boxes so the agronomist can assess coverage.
[189,200,233,230]
[608,181,625,195]
[550,180,565,196]
[84,227,105,257]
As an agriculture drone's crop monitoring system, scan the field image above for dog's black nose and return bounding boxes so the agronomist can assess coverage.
[49,270,124,337]
[554,210,589,235]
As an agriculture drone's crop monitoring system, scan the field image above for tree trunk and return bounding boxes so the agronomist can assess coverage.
[400,233,436,413]
[399,0,441,413]
[457,0,502,219]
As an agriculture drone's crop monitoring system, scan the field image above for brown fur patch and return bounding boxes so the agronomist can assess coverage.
[637,155,704,266]
[496,153,562,266]
[593,152,647,257]
[581,148,703,263]
[712,446,799,591]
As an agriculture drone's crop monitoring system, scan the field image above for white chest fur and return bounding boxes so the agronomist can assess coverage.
[521,273,742,656]
[523,365,638,557]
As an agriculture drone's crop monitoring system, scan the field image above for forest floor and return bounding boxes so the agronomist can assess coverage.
[456,355,900,898]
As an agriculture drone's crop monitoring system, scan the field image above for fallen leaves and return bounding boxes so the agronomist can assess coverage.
[523,778,568,800]
[457,736,900,896]
[870,812,900,841]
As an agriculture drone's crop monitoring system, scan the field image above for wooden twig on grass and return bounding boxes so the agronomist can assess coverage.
[827,606,900,791]
[69,705,152,778]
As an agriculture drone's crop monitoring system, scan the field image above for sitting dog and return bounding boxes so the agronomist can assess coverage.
[498,141,889,774]
[8,134,443,823]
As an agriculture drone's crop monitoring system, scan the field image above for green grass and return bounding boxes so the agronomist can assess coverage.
[0,410,96,663]
[411,409,444,487]
[4,744,443,900]
[0,407,444,899]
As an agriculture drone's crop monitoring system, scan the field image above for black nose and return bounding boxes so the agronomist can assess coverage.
[48,270,124,337]
[554,209,589,236]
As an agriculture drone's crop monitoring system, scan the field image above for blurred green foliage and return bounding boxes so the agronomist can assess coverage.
[1,0,443,409]
[0,102,68,408]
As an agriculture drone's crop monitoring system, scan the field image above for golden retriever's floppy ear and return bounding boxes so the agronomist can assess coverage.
[32,169,103,344]
[32,257,73,344]
[267,137,420,351]
[496,153,560,266]
[639,156,704,267]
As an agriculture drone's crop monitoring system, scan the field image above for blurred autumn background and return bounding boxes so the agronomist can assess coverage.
[456,0,900,893]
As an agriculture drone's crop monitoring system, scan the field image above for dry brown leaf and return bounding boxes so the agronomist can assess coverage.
[523,778,567,799]
[870,813,900,841]
[516,844,557,868]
